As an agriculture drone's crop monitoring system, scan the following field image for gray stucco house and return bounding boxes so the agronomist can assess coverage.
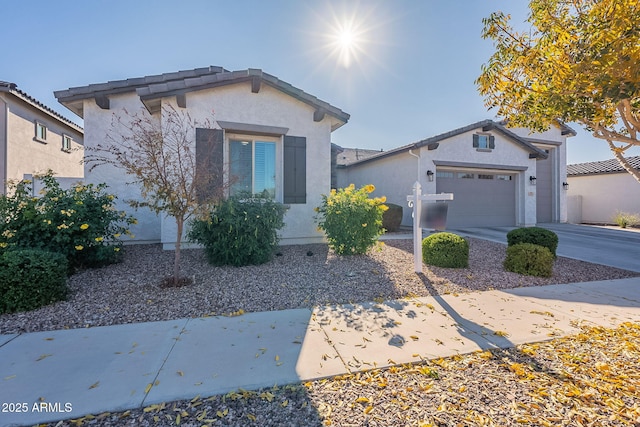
[55,66,349,247]
[337,120,576,228]
[0,82,83,193]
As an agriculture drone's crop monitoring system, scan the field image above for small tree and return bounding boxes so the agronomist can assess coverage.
[477,0,640,183]
[87,105,225,285]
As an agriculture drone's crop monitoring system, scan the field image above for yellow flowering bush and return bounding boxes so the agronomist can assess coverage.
[0,171,136,270]
[316,184,388,255]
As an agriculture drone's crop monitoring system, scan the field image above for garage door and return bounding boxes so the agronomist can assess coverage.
[436,170,516,227]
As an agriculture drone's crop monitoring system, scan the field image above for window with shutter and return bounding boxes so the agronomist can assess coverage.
[283,136,306,204]
[473,133,494,151]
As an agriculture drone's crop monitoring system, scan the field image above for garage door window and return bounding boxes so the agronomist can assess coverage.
[478,174,494,180]
[458,172,475,179]
[496,175,512,181]
[436,171,454,178]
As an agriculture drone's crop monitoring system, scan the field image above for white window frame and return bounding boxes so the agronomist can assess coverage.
[225,133,282,201]
[62,134,72,152]
[35,121,47,143]
[477,134,489,149]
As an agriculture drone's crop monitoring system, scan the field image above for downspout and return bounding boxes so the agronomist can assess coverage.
[408,147,420,184]
[0,96,7,195]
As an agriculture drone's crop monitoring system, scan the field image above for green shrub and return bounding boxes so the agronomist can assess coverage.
[0,172,136,270]
[612,211,640,228]
[0,249,68,314]
[504,243,554,277]
[315,184,388,255]
[506,227,558,258]
[422,232,469,268]
[188,194,286,266]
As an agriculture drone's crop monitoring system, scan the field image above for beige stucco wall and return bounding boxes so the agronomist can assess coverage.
[337,126,569,227]
[82,93,164,244]
[338,150,418,225]
[567,172,640,223]
[0,93,83,193]
[83,82,337,247]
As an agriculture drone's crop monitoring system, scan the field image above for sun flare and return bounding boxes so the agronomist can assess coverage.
[332,22,361,68]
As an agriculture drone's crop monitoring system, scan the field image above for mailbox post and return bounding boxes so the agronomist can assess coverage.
[406,181,454,273]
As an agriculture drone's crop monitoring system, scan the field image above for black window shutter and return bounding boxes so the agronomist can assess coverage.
[472,134,479,148]
[195,128,224,202]
[489,135,495,149]
[283,136,306,204]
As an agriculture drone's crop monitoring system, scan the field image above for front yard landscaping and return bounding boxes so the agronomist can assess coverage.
[1,237,637,334]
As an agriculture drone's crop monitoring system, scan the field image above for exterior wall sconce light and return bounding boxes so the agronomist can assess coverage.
[426,170,434,182]
[562,182,569,190]
[529,176,537,185]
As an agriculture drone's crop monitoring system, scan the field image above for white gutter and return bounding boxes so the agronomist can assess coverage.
[0,96,7,195]
[409,148,421,183]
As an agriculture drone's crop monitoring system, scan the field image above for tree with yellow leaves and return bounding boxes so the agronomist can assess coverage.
[477,0,640,182]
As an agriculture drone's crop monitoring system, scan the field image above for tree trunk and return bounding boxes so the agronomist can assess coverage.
[174,217,183,285]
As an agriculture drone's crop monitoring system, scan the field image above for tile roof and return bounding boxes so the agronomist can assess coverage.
[567,156,640,176]
[55,66,350,126]
[0,81,83,133]
[340,119,548,167]
[336,147,384,166]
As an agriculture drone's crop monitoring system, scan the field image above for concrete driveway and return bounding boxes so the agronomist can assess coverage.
[448,223,640,273]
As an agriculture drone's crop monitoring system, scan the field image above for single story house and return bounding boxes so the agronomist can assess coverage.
[337,120,576,228]
[0,82,83,193]
[55,66,349,247]
[566,156,640,224]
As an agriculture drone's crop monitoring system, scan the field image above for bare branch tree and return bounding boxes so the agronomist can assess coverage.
[87,104,227,286]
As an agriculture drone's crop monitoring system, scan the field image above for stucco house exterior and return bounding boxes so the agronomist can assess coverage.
[566,156,640,224]
[337,120,575,228]
[55,66,349,247]
[0,82,83,193]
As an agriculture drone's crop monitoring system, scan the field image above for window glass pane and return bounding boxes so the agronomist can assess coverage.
[36,123,47,140]
[254,142,276,198]
[477,135,488,149]
[436,171,454,178]
[496,175,512,181]
[478,174,494,180]
[230,140,252,195]
[458,172,474,179]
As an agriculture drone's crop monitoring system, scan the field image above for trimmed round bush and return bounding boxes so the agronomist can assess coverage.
[422,232,469,268]
[188,195,286,266]
[506,227,558,258]
[0,249,68,314]
[504,243,554,277]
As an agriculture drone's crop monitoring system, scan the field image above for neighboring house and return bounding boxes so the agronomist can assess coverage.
[55,66,349,247]
[566,156,640,224]
[337,119,575,228]
[0,82,83,193]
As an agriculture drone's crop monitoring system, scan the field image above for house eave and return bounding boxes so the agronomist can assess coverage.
[342,119,548,168]
[1,81,84,135]
[55,66,350,128]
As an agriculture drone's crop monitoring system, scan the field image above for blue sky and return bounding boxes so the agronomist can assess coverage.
[3,0,636,164]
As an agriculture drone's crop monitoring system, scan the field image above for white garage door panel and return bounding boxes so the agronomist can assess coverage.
[436,172,516,227]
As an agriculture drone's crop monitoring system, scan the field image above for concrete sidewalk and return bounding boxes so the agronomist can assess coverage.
[1,278,639,426]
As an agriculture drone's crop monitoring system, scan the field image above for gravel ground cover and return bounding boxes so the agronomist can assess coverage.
[1,237,637,334]
[44,322,640,426]
[5,237,640,426]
